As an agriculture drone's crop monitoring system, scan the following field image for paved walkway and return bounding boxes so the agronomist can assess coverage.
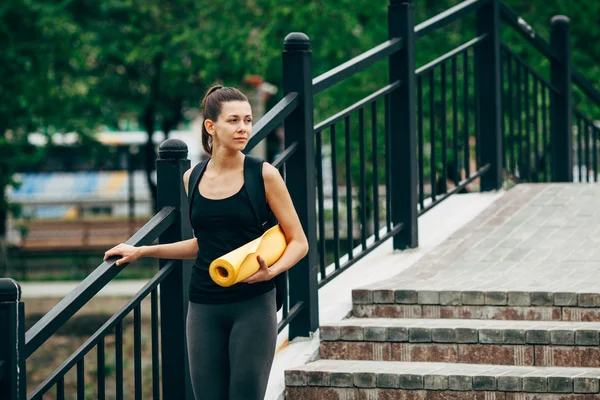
[286,183,600,399]
[360,184,600,294]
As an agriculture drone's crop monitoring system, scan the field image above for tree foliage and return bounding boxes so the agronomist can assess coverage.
[2,0,600,265]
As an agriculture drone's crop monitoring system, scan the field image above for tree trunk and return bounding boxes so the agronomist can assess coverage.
[140,55,164,214]
[142,104,159,213]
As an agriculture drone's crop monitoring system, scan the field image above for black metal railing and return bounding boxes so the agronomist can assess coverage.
[24,207,177,358]
[415,35,490,215]
[501,44,555,182]
[242,92,307,334]
[499,5,600,183]
[1,141,197,399]
[313,82,402,286]
[574,110,599,182]
[29,262,173,399]
[4,0,600,398]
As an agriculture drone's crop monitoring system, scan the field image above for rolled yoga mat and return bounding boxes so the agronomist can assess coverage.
[209,225,287,287]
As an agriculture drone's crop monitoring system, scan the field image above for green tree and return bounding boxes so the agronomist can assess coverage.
[0,0,102,274]
[69,0,274,210]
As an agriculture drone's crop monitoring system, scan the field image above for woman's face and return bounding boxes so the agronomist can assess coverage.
[207,100,253,152]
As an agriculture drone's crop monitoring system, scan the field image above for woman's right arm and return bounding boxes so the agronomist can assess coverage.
[103,167,197,266]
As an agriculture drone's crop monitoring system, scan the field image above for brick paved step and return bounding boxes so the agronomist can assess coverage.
[285,360,600,399]
[320,318,600,368]
[352,289,600,321]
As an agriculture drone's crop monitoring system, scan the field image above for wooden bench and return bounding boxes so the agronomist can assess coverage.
[16,217,150,254]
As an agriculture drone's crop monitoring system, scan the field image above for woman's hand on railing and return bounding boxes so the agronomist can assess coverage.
[104,243,143,266]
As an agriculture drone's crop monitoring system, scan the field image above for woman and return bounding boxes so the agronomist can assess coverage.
[103,85,309,400]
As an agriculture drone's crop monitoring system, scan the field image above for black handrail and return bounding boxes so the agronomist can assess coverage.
[573,70,600,107]
[272,142,299,169]
[499,3,560,62]
[244,92,299,153]
[574,108,595,124]
[314,81,401,132]
[416,34,488,76]
[24,206,177,358]
[500,4,600,108]
[312,38,403,94]
[29,261,176,399]
[414,0,490,39]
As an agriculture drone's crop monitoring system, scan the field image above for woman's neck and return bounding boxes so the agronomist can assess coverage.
[208,147,244,173]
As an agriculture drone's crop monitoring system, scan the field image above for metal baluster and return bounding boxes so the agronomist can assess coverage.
[577,115,583,182]
[441,62,448,193]
[417,75,425,209]
[523,69,531,182]
[452,56,459,185]
[282,270,289,318]
[430,69,437,201]
[134,304,142,400]
[316,130,326,278]
[345,116,353,258]
[116,321,123,400]
[585,118,591,182]
[77,359,85,400]
[151,289,160,400]
[57,377,65,400]
[516,62,522,179]
[359,107,367,250]
[330,125,341,270]
[384,94,392,231]
[533,76,539,182]
[371,101,380,240]
[98,337,106,400]
[463,50,470,178]
[508,55,516,176]
[542,84,548,182]
[501,53,507,170]
[593,125,598,182]
[474,43,480,172]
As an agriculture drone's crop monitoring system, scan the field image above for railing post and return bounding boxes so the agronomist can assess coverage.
[550,16,573,182]
[282,32,319,339]
[0,279,26,400]
[156,139,193,399]
[389,0,418,249]
[476,0,503,190]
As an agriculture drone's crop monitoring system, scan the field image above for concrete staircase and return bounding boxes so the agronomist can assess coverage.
[285,294,600,399]
[285,185,600,399]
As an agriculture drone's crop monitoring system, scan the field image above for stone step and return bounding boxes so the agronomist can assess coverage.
[352,289,600,322]
[319,318,600,368]
[285,360,600,399]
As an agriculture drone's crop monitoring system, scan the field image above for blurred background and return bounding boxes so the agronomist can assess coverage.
[4,1,600,398]
[2,0,599,282]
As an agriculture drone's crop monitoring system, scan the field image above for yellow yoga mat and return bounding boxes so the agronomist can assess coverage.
[209,225,287,287]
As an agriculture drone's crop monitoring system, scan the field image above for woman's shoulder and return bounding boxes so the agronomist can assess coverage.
[183,167,193,195]
[261,161,280,181]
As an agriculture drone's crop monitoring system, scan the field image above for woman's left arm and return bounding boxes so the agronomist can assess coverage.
[242,163,309,284]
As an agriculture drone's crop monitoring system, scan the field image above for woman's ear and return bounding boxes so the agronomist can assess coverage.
[204,119,215,136]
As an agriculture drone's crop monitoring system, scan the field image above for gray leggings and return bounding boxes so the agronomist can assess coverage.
[186,289,277,400]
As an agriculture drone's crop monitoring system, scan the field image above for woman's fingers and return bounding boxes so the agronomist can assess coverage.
[104,244,126,261]
[257,255,268,269]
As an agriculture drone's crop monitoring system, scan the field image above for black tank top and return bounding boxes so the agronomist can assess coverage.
[189,177,274,304]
